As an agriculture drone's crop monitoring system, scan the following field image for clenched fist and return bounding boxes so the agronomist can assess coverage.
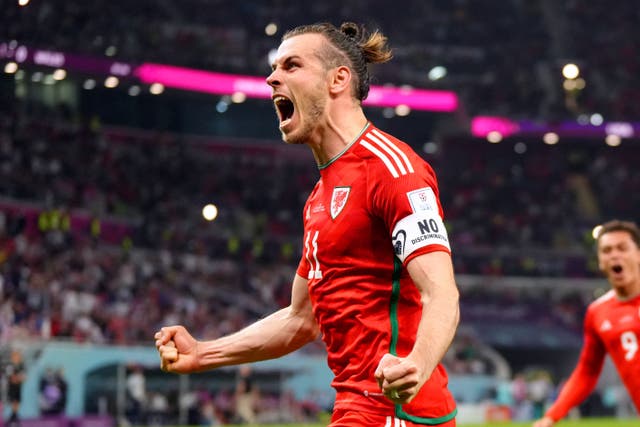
[154,325,200,373]
[374,353,425,404]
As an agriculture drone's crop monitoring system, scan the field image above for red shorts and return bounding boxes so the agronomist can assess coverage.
[330,408,456,427]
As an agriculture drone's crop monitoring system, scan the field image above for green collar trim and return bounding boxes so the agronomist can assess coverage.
[318,122,371,170]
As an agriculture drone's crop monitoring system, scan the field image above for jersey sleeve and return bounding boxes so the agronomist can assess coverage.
[369,157,451,266]
[545,306,606,421]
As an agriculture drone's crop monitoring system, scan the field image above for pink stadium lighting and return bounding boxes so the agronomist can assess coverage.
[363,85,457,112]
[471,116,520,137]
[135,64,272,98]
[135,63,458,112]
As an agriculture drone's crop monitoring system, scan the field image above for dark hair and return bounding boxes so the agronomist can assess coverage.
[596,219,640,247]
[282,22,393,101]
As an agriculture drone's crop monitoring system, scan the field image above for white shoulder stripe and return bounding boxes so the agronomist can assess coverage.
[593,289,616,306]
[365,133,407,175]
[371,129,415,173]
[360,140,400,178]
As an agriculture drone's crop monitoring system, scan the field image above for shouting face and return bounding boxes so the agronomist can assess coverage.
[266,33,330,145]
[598,230,640,298]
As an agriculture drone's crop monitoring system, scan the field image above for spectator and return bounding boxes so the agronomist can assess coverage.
[38,367,68,416]
[4,349,26,427]
[125,364,147,425]
[528,370,553,420]
[233,365,259,425]
[147,391,169,426]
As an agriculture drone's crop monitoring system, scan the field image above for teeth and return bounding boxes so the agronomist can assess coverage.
[274,96,287,103]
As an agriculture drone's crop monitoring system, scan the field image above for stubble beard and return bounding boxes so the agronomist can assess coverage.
[281,87,326,145]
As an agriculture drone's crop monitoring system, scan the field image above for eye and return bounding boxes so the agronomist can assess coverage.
[283,58,300,71]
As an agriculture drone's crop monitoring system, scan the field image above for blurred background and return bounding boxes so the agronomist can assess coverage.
[0,0,638,425]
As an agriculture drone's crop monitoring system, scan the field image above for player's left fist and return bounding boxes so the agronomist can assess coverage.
[374,353,421,404]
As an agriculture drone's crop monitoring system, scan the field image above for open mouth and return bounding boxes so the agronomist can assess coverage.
[273,96,294,126]
[612,265,623,274]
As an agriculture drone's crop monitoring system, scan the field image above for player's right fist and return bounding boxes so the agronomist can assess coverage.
[158,340,178,371]
[154,325,198,373]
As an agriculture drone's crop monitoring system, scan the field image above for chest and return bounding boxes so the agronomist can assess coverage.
[593,302,640,361]
[301,168,391,281]
[305,175,377,247]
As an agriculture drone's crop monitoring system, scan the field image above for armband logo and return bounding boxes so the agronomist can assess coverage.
[392,229,406,258]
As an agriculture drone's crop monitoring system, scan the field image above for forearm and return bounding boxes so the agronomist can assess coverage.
[156,274,316,374]
[197,306,319,370]
[405,251,460,380]
[409,291,460,377]
[545,365,600,421]
[546,331,605,421]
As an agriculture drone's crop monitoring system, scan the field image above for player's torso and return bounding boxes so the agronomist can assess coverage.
[300,128,430,383]
[590,292,640,391]
[303,151,408,355]
[297,125,456,422]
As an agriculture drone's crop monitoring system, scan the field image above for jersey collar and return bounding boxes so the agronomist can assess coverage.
[318,122,372,170]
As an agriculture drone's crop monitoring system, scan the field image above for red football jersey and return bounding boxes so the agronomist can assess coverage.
[296,123,457,423]
[546,290,640,420]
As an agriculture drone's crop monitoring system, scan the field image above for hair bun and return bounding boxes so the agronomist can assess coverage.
[340,22,360,40]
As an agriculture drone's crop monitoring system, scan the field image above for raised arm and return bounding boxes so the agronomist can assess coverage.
[155,273,319,373]
[375,250,460,403]
[533,329,606,427]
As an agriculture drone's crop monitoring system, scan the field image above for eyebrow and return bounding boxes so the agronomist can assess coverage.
[271,55,302,70]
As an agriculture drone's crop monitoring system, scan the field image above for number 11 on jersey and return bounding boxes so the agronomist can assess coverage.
[305,230,323,279]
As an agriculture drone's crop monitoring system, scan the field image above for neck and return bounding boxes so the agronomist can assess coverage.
[307,105,368,166]
[614,281,640,300]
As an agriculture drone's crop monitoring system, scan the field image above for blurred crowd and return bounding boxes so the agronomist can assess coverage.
[2,0,639,121]
[2,2,639,423]
[3,105,638,273]
[493,368,636,422]
[432,135,640,277]
[1,104,635,348]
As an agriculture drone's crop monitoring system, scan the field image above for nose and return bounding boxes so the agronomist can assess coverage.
[266,69,280,88]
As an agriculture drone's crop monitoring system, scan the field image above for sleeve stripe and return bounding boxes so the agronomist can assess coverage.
[360,140,400,178]
[365,133,408,175]
[371,129,415,173]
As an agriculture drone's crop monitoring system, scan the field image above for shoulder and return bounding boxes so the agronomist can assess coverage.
[354,124,429,180]
[591,290,617,306]
[586,290,617,315]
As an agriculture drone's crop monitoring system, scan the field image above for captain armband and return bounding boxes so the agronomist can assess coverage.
[391,211,450,263]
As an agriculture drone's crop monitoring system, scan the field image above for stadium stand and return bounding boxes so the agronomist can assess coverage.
[2,0,639,121]
[1,0,639,423]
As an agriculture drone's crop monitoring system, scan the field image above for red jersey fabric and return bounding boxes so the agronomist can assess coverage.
[546,290,640,420]
[296,123,456,424]
[330,408,456,427]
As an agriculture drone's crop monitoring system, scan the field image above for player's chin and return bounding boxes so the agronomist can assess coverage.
[280,129,305,145]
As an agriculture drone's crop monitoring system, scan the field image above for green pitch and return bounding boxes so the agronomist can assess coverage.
[461,418,638,427]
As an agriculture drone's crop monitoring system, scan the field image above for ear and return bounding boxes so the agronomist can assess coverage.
[329,65,352,96]
[597,254,606,274]
[596,244,607,273]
